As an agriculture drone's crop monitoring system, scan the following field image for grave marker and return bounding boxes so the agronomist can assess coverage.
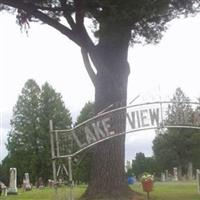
[187,162,193,180]
[161,172,166,182]
[173,167,178,181]
[23,173,31,191]
[7,168,18,195]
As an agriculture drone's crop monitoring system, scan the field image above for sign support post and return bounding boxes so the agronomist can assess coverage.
[49,120,58,198]
[68,156,73,200]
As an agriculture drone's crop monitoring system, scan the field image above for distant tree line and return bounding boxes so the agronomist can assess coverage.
[127,88,200,180]
[1,85,200,185]
[153,88,200,179]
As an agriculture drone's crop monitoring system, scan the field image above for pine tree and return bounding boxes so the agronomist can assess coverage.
[153,88,199,178]
[39,82,72,182]
[7,79,41,182]
[6,80,72,184]
[165,87,193,126]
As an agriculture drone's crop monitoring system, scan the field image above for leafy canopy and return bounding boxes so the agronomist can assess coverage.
[0,0,199,47]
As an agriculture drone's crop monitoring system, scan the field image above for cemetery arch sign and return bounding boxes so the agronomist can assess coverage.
[50,100,200,159]
[49,100,200,199]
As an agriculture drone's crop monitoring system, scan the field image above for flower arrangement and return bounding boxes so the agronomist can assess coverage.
[141,172,154,193]
[141,172,154,182]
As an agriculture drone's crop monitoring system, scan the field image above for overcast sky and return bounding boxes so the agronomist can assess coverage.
[1,13,200,162]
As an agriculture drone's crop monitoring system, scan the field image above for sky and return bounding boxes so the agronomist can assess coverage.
[1,12,200,162]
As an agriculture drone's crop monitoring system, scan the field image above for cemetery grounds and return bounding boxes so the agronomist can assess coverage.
[0,181,199,200]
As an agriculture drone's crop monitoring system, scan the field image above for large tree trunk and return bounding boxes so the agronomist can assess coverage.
[82,27,139,200]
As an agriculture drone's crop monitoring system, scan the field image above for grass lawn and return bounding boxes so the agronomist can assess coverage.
[0,186,85,200]
[131,181,200,200]
[0,181,199,200]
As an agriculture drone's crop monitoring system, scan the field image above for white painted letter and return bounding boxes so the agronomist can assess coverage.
[149,108,160,126]
[85,126,97,144]
[72,132,87,148]
[140,109,149,127]
[92,121,105,140]
[126,111,136,129]
[102,117,115,136]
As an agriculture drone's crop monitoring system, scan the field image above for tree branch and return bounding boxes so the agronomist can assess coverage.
[65,12,76,29]
[75,0,84,27]
[29,5,64,12]
[0,0,85,47]
[81,48,96,86]
[1,0,95,50]
[73,0,95,51]
[59,0,76,30]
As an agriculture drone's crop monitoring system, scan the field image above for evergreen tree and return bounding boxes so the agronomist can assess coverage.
[39,82,72,182]
[190,99,200,169]
[7,79,41,183]
[165,87,193,126]
[153,88,200,178]
[131,153,157,179]
[5,80,72,184]
[76,102,94,126]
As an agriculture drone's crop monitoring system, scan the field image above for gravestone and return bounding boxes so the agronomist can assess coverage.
[187,162,193,180]
[7,168,18,195]
[173,167,178,181]
[0,181,7,196]
[38,177,44,189]
[161,172,166,182]
[23,173,32,191]
[48,179,54,187]
[197,169,200,194]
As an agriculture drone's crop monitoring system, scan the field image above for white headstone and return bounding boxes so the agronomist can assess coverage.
[23,173,32,191]
[8,168,18,194]
[187,162,193,180]
[173,167,178,181]
[161,172,166,182]
[0,181,7,196]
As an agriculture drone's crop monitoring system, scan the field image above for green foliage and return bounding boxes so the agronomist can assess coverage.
[6,79,41,183]
[38,82,72,182]
[0,0,199,45]
[165,87,193,126]
[131,153,157,179]
[73,102,94,184]
[75,101,94,125]
[153,87,200,175]
[140,172,154,182]
[3,79,72,185]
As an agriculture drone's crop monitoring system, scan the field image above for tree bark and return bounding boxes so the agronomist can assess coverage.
[81,27,138,199]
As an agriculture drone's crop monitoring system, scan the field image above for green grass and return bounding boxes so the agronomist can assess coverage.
[0,186,85,200]
[0,181,199,200]
[131,181,200,200]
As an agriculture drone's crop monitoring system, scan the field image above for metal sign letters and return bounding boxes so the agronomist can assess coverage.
[50,101,200,159]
